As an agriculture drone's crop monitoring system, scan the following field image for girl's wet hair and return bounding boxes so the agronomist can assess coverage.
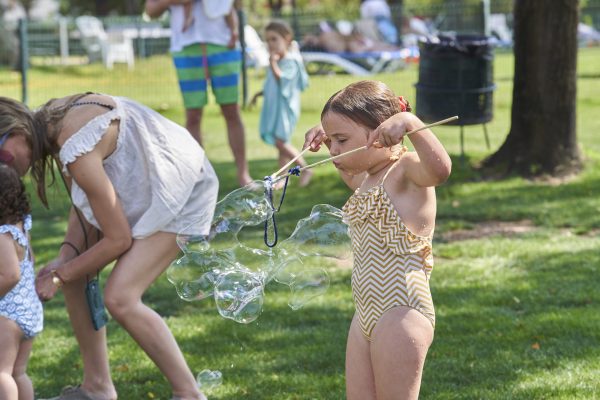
[321,80,409,129]
[0,164,31,226]
[265,19,294,40]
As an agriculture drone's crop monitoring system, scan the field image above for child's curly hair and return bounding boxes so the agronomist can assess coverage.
[0,164,31,226]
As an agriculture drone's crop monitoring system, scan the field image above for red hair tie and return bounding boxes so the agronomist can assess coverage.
[398,96,412,112]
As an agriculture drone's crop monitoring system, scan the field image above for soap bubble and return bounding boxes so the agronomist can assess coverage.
[167,253,236,302]
[289,267,330,310]
[167,255,211,301]
[172,180,352,322]
[214,268,266,324]
[213,180,272,226]
[196,369,223,390]
[271,256,331,310]
[279,204,352,259]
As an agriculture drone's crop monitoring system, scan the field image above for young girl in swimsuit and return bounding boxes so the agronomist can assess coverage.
[303,80,451,400]
[0,164,43,400]
[250,20,312,187]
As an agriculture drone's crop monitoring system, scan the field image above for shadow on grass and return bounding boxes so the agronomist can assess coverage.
[436,154,600,232]
[423,241,600,399]
[28,154,600,398]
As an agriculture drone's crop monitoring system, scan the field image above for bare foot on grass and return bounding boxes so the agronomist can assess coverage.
[238,173,254,187]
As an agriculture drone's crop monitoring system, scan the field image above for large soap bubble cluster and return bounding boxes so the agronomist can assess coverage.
[168,180,351,324]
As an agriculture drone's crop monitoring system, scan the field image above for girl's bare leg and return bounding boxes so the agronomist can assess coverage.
[346,314,376,400]
[0,317,21,400]
[104,232,204,400]
[370,307,434,400]
[61,277,116,399]
[13,337,33,400]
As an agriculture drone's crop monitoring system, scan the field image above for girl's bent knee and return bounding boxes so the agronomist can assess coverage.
[104,292,138,321]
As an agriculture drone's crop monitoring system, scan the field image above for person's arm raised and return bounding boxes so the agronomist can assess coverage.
[303,123,328,152]
[367,113,451,187]
[303,124,364,190]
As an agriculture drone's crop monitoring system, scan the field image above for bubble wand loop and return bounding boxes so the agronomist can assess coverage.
[274,116,459,183]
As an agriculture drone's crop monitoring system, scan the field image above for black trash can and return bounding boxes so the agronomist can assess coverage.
[415,34,495,126]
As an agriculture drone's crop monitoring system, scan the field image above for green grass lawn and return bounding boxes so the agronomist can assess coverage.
[3,47,600,399]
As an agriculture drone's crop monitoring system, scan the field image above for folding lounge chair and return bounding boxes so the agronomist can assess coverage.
[300,49,406,76]
[300,19,407,76]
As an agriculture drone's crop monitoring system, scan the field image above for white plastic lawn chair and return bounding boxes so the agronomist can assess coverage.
[243,24,270,71]
[75,16,135,70]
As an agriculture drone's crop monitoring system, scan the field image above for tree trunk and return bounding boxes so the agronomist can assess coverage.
[481,0,582,177]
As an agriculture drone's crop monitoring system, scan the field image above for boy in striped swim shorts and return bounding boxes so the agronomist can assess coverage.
[146,0,253,186]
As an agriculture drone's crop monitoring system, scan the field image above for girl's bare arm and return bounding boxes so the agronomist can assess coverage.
[57,150,133,282]
[369,113,451,187]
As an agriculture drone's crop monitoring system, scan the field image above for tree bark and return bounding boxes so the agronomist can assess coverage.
[481,0,582,177]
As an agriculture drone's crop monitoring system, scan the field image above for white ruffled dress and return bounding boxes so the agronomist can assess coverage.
[58,96,218,238]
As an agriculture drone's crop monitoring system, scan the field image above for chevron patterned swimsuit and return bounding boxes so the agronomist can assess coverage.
[342,164,435,340]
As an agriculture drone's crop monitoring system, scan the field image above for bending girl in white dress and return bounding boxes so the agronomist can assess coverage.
[0,93,218,400]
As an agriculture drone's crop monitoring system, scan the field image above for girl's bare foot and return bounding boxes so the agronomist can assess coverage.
[298,169,313,187]
[238,173,254,187]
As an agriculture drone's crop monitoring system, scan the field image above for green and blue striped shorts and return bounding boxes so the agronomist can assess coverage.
[172,43,241,108]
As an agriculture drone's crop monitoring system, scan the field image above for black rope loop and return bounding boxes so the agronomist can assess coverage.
[262,172,293,248]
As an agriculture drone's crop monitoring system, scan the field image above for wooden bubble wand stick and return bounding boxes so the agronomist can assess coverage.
[274,116,459,183]
[269,146,312,179]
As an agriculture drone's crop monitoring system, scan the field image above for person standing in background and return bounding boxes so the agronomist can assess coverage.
[250,20,312,187]
[360,0,398,45]
[146,0,253,186]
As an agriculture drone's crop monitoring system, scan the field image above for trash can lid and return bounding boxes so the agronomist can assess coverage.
[419,33,495,57]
